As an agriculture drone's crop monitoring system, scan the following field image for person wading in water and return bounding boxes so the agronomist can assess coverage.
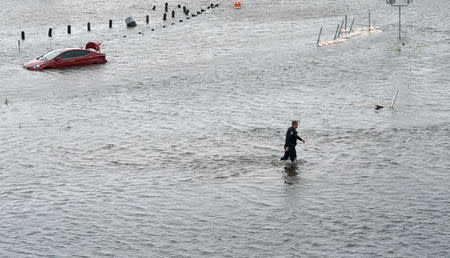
[280,120,305,162]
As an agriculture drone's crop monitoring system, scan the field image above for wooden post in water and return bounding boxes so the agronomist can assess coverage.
[316,27,322,45]
[48,28,52,37]
[172,10,175,18]
[163,13,167,20]
[67,25,71,34]
[18,40,20,51]
[165,3,168,12]
[87,22,91,31]
[109,20,112,28]
[152,5,156,11]
[21,31,25,40]
[146,15,149,24]
[368,11,371,31]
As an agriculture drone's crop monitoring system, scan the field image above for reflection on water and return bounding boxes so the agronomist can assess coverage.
[283,162,298,184]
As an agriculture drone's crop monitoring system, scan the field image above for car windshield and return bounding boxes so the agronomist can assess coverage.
[37,50,61,61]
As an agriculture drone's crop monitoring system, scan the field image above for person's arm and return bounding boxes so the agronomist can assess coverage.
[296,135,305,143]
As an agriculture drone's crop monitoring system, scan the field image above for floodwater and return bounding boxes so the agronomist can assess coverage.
[1,0,449,256]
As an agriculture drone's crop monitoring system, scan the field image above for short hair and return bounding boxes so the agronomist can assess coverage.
[292,120,298,126]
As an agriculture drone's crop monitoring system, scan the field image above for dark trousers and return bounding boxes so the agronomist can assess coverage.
[281,147,297,162]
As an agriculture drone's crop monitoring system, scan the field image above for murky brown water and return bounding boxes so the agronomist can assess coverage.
[1,0,449,256]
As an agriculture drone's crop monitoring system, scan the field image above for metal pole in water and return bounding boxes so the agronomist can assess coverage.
[18,40,20,51]
[368,11,371,30]
[398,6,402,41]
[338,20,344,38]
[48,28,52,37]
[87,22,91,31]
[21,31,25,40]
[109,20,112,28]
[67,25,71,34]
[391,90,399,108]
[146,15,149,24]
[348,17,355,34]
[334,24,340,40]
[345,15,347,30]
[316,27,323,45]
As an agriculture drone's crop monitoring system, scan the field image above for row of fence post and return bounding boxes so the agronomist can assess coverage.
[19,3,219,40]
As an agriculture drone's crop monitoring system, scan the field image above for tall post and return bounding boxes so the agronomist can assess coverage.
[368,11,371,30]
[345,15,347,30]
[338,20,344,38]
[398,6,402,41]
[316,27,323,45]
[334,24,340,40]
[348,17,355,34]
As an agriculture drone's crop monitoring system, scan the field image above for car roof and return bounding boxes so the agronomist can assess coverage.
[53,48,93,53]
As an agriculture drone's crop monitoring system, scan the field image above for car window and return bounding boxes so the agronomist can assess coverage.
[58,50,90,60]
[59,51,75,60]
[38,50,61,61]
[72,50,91,58]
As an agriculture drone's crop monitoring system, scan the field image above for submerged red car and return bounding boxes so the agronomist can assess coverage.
[23,42,107,71]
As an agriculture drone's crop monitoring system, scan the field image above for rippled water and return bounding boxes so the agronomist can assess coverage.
[1,0,449,256]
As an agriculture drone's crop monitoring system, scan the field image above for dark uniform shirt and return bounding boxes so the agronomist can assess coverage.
[284,127,303,148]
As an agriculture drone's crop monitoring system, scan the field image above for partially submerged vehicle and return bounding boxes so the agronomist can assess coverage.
[23,42,107,70]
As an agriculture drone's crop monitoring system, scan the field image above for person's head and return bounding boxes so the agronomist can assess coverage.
[292,120,298,129]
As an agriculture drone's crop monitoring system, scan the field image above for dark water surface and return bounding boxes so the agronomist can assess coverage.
[1,0,449,256]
